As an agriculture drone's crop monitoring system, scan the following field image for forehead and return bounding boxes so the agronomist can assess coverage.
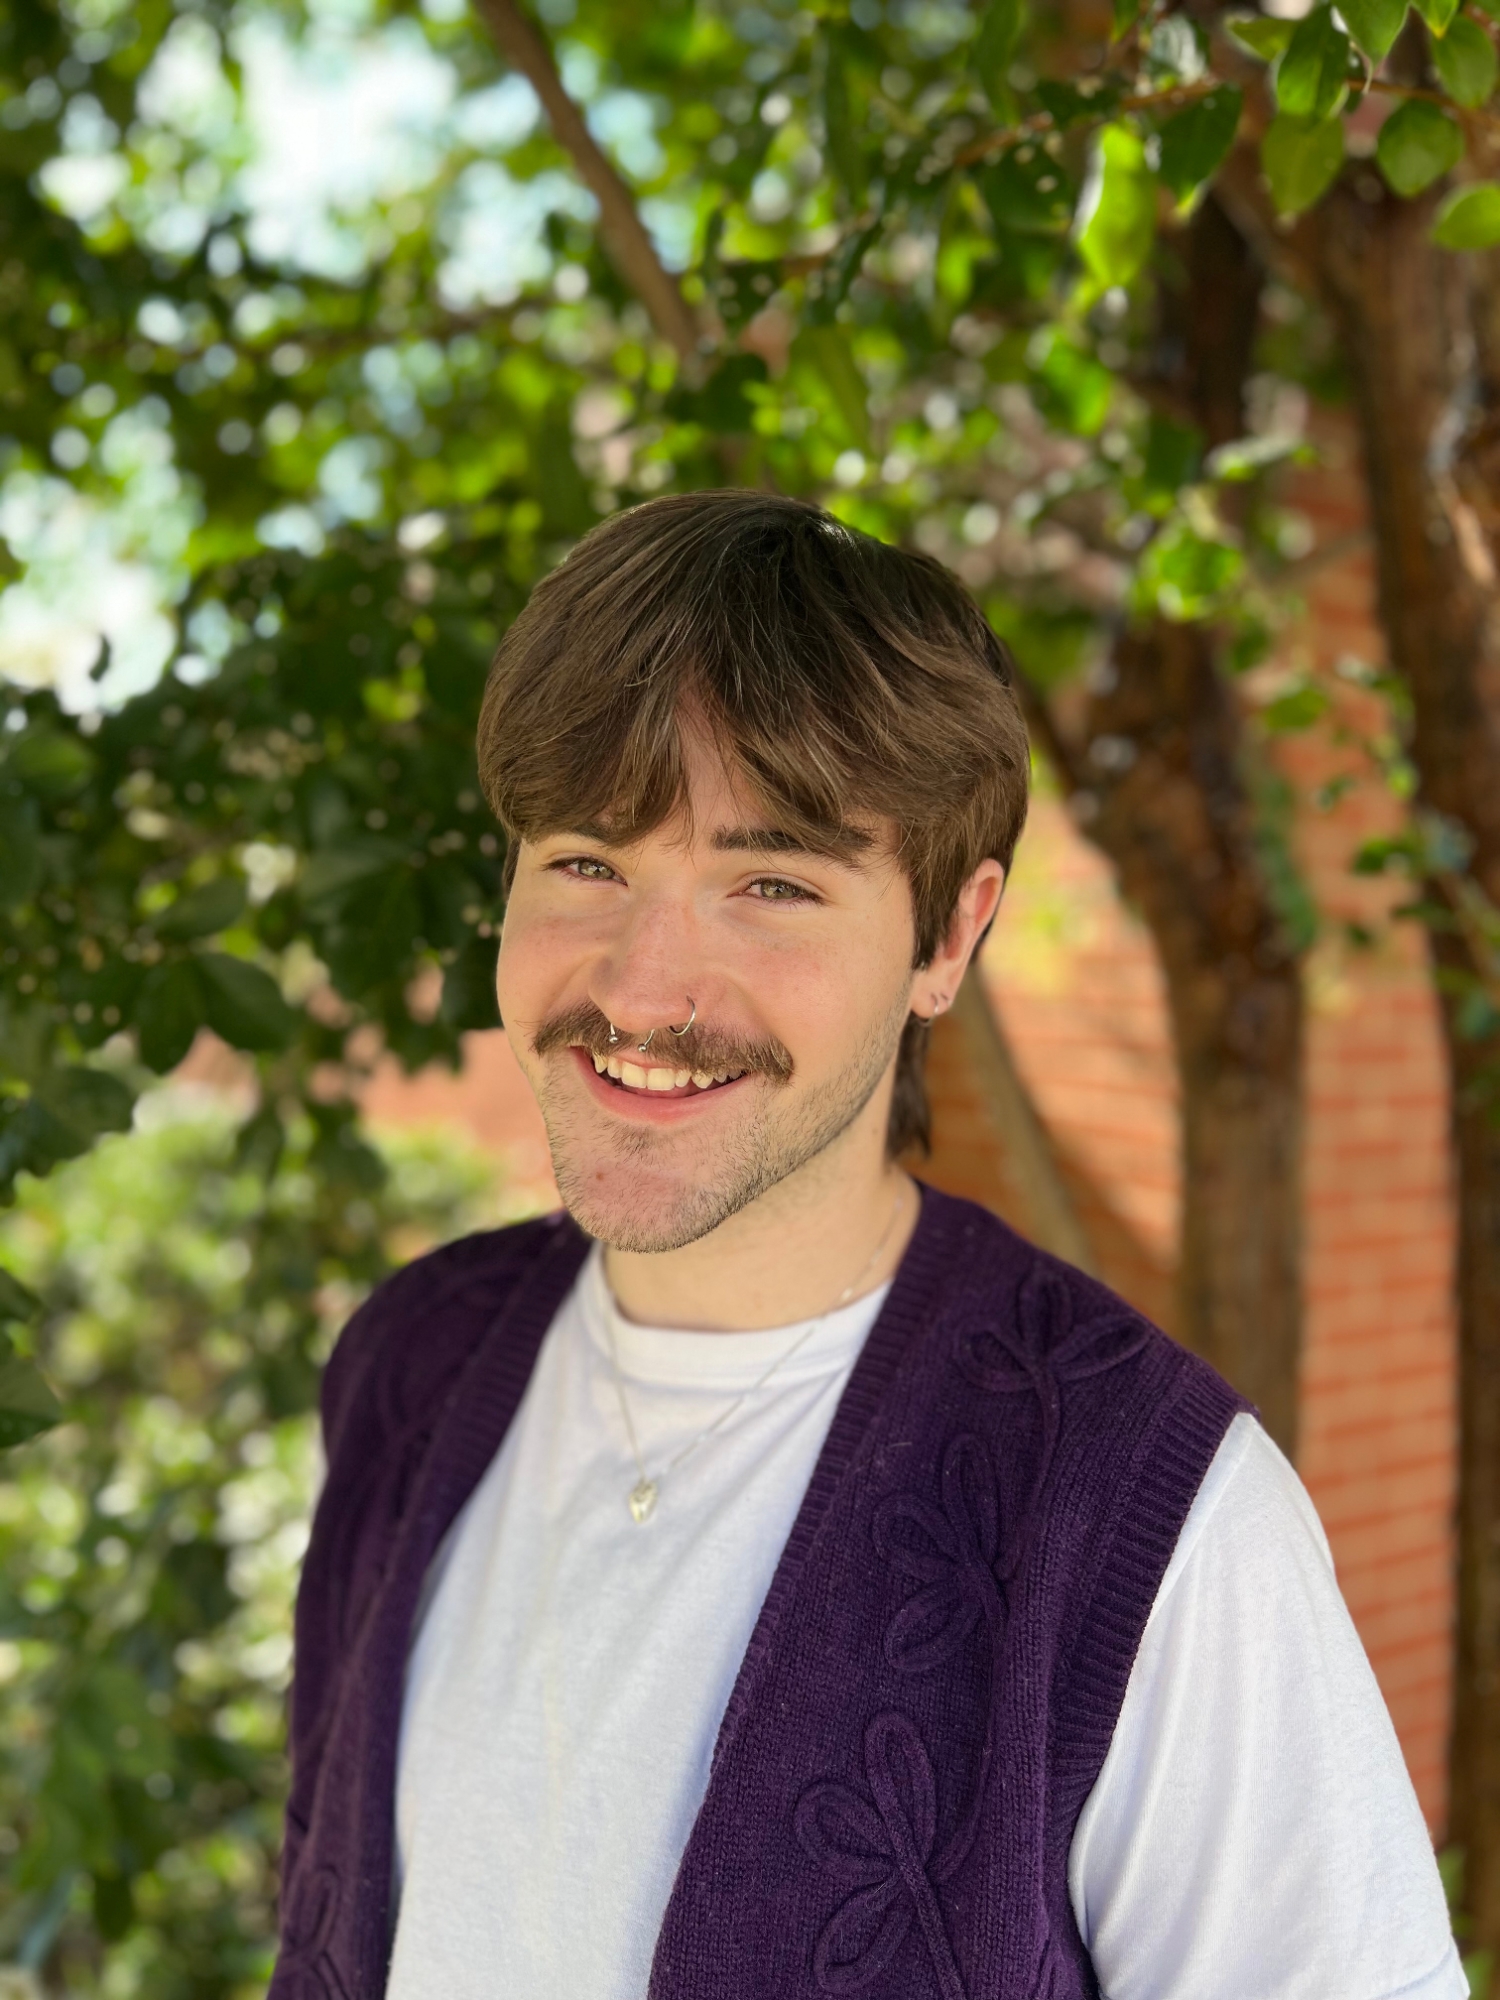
[560,717,892,868]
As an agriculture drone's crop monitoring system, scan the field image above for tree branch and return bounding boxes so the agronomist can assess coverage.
[471,0,704,370]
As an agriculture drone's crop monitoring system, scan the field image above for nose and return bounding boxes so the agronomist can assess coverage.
[590,893,702,1043]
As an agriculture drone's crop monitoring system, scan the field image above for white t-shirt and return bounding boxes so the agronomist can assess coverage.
[388,1246,1463,2000]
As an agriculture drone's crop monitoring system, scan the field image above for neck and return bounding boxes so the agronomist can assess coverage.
[602,1121,920,1332]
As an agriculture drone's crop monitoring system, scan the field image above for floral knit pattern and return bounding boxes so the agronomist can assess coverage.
[796,1254,1163,1997]
[274,1189,1248,2000]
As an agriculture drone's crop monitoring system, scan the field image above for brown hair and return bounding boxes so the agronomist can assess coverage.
[476,490,1029,1156]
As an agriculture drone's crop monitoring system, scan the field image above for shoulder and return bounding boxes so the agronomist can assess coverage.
[906,1186,1251,1618]
[319,1209,586,1463]
[913,1184,1224,1411]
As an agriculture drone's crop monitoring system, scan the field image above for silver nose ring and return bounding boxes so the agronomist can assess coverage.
[609,998,695,1057]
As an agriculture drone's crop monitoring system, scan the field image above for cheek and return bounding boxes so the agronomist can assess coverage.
[494,895,573,1025]
[725,906,911,1057]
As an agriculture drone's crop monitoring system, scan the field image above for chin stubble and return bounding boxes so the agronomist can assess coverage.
[532,989,909,1253]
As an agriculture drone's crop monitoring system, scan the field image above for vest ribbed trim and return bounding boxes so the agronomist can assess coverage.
[713,1181,961,1765]
[1052,1362,1241,1794]
[341,1211,591,1989]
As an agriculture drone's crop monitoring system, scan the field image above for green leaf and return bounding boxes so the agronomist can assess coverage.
[151,875,248,942]
[92,1873,135,1944]
[980,148,1076,235]
[29,1066,134,1160]
[1227,14,1297,58]
[1156,86,1244,200]
[1262,111,1346,214]
[790,324,870,451]
[1276,7,1353,119]
[1433,15,1499,103]
[1076,122,1157,292]
[1141,414,1204,498]
[34,1067,134,1142]
[135,959,206,1074]
[1138,520,1244,617]
[440,932,502,1033]
[0,797,41,911]
[1433,180,1500,245]
[823,29,869,200]
[0,1338,63,1449]
[1415,0,1462,33]
[1262,682,1332,729]
[666,353,769,434]
[1030,328,1116,434]
[299,838,407,913]
[1377,99,1464,193]
[232,1102,286,1182]
[1339,0,1409,57]
[148,1539,237,1639]
[1113,0,1145,39]
[4,727,94,800]
[196,954,297,1053]
[1034,77,1121,127]
[0,1265,42,1329]
[974,0,1026,107]
[1206,432,1314,479]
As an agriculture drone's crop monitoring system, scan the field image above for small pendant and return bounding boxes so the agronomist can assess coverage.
[628,1477,659,1524]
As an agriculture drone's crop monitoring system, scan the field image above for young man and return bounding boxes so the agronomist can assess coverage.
[272,493,1461,2000]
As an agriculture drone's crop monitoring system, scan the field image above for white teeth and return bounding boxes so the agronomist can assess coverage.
[602,1052,747,1095]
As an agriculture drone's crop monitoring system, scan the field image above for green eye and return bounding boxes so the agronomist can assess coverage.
[752,877,814,901]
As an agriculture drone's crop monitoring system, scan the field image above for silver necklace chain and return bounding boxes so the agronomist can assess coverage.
[602,1181,911,1525]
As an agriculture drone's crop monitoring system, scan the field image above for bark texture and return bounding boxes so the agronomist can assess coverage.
[1310,175,1500,1959]
[473,0,703,367]
[1025,199,1305,1453]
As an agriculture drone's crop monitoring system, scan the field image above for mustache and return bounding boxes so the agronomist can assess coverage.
[532,999,793,1081]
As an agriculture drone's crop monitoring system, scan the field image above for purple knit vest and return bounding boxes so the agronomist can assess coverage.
[271,1184,1247,2000]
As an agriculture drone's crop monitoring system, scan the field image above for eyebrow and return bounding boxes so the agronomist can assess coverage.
[556,822,875,864]
[711,825,875,863]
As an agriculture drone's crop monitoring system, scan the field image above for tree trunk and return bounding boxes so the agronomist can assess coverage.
[1023,198,1306,1454]
[1025,615,1304,1452]
[1312,176,1500,1965]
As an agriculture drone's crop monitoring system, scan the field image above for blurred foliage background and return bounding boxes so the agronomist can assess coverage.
[0,1104,500,1994]
[6,0,1500,1985]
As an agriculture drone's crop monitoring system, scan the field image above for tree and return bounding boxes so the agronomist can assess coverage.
[4,0,1500,1975]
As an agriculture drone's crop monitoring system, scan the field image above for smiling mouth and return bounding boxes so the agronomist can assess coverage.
[578,1048,747,1096]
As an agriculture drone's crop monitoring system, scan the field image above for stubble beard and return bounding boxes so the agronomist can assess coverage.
[533,990,910,1253]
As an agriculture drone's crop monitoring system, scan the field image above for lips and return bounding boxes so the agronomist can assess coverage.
[569,1044,750,1110]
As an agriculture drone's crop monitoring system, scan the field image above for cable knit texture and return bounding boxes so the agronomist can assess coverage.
[271,1185,1248,2000]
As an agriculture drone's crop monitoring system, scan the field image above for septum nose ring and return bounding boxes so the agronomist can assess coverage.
[604,996,697,1057]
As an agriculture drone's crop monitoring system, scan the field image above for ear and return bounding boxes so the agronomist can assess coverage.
[911,859,1006,1019]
